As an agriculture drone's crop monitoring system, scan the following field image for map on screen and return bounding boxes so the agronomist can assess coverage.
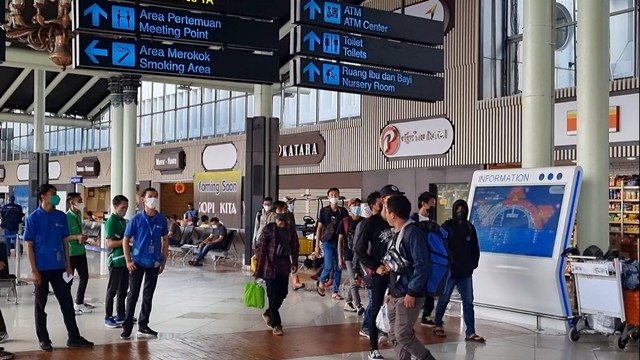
[469,185,566,257]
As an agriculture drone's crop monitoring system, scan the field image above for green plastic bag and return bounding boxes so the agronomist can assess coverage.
[243,281,265,309]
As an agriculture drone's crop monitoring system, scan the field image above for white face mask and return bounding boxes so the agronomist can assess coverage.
[329,197,339,205]
[360,204,372,218]
[212,224,218,229]
[145,197,158,209]
[263,204,272,211]
[74,202,84,212]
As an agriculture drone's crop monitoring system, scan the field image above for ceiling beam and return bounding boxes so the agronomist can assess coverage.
[24,72,68,113]
[0,68,31,108]
[87,96,111,120]
[56,76,101,116]
[0,112,92,128]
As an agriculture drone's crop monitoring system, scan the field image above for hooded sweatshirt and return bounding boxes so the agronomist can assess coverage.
[441,199,480,279]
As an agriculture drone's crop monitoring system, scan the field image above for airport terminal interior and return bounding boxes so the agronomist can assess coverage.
[0,0,639,359]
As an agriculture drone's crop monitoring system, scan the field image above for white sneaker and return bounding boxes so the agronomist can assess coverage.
[344,302,357,312]
[368,349,385,360]
[74,303,92,315]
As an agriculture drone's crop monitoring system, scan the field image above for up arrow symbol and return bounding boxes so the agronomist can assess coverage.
[303,0,322,21]
[84,3,108,27]
[303,62,320,82]
[303,31,321,51]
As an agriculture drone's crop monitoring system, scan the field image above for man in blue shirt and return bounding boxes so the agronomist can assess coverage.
[23,184,94,352]
[1,196,24,256]
[120,187,169,340]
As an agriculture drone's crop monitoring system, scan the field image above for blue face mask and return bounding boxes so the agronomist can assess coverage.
[350,206,362,216]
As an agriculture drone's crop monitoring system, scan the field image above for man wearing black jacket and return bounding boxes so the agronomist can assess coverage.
[432,199,485,343]
[355,185,403,360]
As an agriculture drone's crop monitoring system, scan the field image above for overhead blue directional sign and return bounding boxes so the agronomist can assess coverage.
[74,0,278,51]
[73,35,279,84]
[140,0,289,20]
[293,0,444,46]
[293,25,444,74]
[294,58,444,102]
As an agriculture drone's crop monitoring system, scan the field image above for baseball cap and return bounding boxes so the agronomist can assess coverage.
[379,184,404,197]
[348,198,362,207]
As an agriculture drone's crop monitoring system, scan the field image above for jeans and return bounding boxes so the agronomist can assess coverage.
[435,276,476,337]
[368,273,390,350]
[362,288,372,330]
[264,273,289,327]
[123,265,160,331]
[69,253,89,305]
[422,296,434,318]
[105,266,129,319]
[320,242,342,294]
[34,269,82,342]
[344,260,361,306]
[2,230,17,255]
[195,243,224,263]
[388,296,431,360]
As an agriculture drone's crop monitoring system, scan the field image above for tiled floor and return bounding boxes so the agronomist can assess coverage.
[1,250,638,359]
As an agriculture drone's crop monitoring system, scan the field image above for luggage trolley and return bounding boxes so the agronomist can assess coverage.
[566,255,634,349]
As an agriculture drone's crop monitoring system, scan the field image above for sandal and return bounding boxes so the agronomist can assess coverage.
[332,293,344,300]
[465,334,486,343]
[433,328,446,337]
[293,284,306,291]
[317,285,326,297]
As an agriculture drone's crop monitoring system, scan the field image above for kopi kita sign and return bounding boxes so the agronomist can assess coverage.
[193,171,242,229]
[380,117,454,158]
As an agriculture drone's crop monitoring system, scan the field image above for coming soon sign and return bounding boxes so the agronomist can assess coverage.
[193,171,242,228]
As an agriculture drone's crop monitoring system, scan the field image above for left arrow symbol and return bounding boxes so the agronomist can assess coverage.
[85,40,108,64]
[84,3,108,27]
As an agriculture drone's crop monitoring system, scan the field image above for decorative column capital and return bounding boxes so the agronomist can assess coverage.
[121,75,141,106]
[108,76,123,108]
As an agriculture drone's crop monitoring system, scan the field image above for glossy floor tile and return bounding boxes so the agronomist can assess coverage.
[0,251,637,359]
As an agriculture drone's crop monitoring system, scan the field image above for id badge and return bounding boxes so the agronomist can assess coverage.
[148,245,155,254]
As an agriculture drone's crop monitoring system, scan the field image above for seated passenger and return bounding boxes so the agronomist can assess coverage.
[189,217,227,266]
[167,215,182,246]
[199,215,212,228]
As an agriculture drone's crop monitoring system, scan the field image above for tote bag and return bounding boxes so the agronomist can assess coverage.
[243,281,265,309]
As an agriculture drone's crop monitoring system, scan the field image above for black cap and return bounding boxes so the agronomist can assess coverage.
[379,184,404,197]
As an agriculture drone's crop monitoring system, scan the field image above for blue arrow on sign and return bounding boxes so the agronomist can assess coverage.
[303,62,320,82]
[303,31,321,51]
[303,0,322,20]
[85,40,108,64]
[84,3,108,27]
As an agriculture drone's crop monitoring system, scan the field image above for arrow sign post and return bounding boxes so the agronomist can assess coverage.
[303,62,320,82]
[303,0,322,20]
[303,31,321,51]
[84,3,108,27]
[84,40,108,64]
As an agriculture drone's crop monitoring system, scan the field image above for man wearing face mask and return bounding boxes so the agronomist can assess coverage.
[338,198,364,314]
[253,197,273,249]
[24,184,94,351]
[432,199,484,343]
[409,191,438,327]
[315,188,349,298]
[120,188,169,339]
[65,193,93,315]
[104,195,129,329]
[254,213,299,335]
[189,217,227,267]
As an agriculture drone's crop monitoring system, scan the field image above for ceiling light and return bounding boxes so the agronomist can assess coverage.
[628,157,637,161]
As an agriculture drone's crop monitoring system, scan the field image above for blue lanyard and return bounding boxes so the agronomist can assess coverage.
[144,217,157,238]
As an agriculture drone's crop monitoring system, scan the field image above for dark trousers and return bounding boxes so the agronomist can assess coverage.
[105,266,129,319]
[0,309,6,334]
[422,296,435,317]
[368,273,390,350]
[34,269,81,342]
[123,265,160,330]
[69,254,89,305]
[263,273,289,327]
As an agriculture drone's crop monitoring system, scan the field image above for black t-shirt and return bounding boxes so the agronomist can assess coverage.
[337,216,362,261]
[354,214,395,271]
[318,206,349,245]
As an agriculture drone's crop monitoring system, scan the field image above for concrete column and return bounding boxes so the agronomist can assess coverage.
[521,0,554,168]
[121,75,140,219]
[253,84,275,195]
[33,70,45,153]
[576,0,610,251]
[108,76,124,199]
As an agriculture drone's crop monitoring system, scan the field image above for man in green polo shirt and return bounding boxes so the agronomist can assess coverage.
[104,195,129,329]
[66,193,93,315]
